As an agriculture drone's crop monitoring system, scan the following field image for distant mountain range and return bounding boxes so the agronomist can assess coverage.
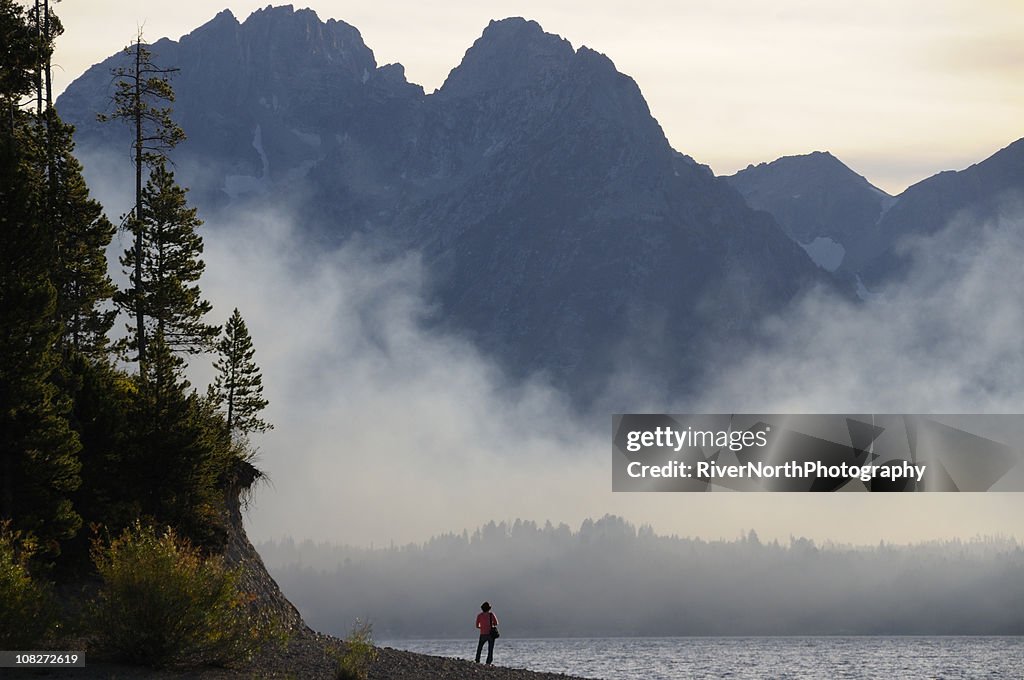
[57,5,1022,399]
[727,139,1024,289]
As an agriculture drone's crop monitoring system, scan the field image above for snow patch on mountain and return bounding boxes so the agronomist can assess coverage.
[800,237,845,272]
[223,124,271,198]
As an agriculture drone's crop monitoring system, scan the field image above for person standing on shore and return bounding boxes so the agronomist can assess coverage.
[475,601,499,664]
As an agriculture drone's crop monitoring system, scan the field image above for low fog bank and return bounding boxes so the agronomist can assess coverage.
[258,515,1024,638]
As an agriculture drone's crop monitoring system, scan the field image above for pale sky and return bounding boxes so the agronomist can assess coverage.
[51,1,1024,195]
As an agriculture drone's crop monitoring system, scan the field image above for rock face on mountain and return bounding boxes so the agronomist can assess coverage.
[59,6,421,212]
[59,6,831,400]
[729,141,1024,288]
[727,152,895,274]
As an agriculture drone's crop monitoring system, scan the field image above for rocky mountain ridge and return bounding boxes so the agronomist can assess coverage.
[59,5,833,400]
[728,139,1024,287]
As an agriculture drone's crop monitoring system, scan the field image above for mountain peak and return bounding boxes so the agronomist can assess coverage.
[184,8,238,40]
[253,4,298,17]
[244,5,361,33]
[211,8,238,24]
[737,151,886,195]
[805,150,850,168]
[235,5,376,80]
[726,150,894,265]
[483,16,545,38]
[438,17,574,98]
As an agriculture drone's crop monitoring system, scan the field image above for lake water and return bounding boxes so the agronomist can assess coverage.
[380,636,1024,679]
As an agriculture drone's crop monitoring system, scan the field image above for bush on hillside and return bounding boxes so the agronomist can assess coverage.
[87,521,273,667]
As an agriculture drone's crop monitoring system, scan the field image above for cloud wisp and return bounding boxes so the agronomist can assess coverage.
[697,201,1024,414]
[199,212,605,546]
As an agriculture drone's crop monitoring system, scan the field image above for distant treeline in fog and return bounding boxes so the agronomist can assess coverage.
[258,516,1024,638]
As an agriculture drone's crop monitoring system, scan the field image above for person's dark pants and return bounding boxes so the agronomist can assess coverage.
[476,634,494,664]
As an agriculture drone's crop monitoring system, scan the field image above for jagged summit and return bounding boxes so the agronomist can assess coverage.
[438,17,575,97]
[248,4,318,21]
[437,17,624,101]
[482,16,551,40]
[234,5,375,77]
[245,3,359,32]
[208,8,238,24]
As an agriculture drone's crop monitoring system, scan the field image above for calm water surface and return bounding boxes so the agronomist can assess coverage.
[381,636,1024,679]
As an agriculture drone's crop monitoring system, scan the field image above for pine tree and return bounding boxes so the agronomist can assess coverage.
[0,128,83,555]
[99,35,184,363]
[0,0,82,557]
[16,3,116,360]
[130,332,230,546]
[211,309,271,435]
[114,162,218,356]
[0,2,36,109]
[44,112,117,358]
[12,2,115,360]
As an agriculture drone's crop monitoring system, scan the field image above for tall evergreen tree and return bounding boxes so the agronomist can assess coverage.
[1,1,36,121]
[211,309,271,435]
[41,0,57,110]
[27,0,61,113]
[43,113,117,358]
[0,0,81,557]
[99,35,184,363]
[17,2,115,360]
[115,162,218,356]
[12,2,112,360]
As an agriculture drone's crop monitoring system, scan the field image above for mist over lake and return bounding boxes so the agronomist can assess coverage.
[259,516,1024,639]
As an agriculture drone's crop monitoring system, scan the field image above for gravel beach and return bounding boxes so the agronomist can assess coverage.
[6,629,592,680]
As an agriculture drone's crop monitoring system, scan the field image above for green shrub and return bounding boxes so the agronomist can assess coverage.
[0,524,58,648]
[334,619,379,680]
[87,521,270,667]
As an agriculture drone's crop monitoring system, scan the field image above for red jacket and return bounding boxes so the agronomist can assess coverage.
[476,611,498,635]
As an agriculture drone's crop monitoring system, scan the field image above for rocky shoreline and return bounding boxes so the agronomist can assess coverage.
[9,628,591,679]
[249,629,592,680]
